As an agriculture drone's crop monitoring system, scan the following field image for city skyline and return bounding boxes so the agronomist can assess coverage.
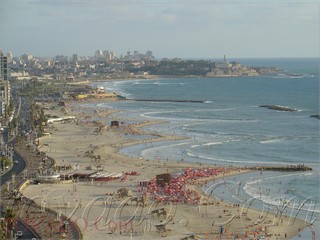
[0,0,319,58]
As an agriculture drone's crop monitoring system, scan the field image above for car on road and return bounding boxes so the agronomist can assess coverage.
[14,160,19,164]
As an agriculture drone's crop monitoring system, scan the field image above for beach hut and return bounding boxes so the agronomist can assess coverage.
[139,179,150,188]
[110,121,120,127]
[156,173,171,187]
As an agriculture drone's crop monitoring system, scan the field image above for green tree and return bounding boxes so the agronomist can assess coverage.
[3,208,16,239]
[0,156,11,171]
[0,219,6,240]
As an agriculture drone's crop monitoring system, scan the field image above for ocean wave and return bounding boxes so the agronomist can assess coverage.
[190,139,241,149]
[155,82,185,85]
[243,172,320,214]
[140,141,193,156]
[260,139,285,144]
[133,80,185,86]
[272,73,315,79]
[187,149,297,166]
[186,151,292,165]
[260,136,304,144]
[96,103,106,107]
[190,144,201,148]
[243,190,320,214]
[202,142,224,146]
[244,172,307,187]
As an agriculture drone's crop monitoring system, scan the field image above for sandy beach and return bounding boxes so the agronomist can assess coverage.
[21,99,310,240]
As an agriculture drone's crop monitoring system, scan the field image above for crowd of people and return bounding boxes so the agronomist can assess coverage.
[138,167,231,205]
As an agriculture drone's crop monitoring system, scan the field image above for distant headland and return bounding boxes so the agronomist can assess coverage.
[7,50,282,82]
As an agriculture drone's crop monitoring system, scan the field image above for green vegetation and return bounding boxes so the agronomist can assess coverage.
[0,208,17,240]
[7,117,18,134]
[18,79,73,97]
[129,60,213,76]
[0,156,11,171]
[30,100,48,133]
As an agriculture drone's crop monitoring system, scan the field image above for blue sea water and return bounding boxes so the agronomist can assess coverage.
[88,58,319,238]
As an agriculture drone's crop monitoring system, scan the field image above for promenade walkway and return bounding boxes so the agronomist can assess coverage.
[0,142,82,240]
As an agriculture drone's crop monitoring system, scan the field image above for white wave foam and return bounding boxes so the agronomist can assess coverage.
[190,144,200,149]
[186,151,294,166]
[260,136,304,144]
[260,139,284,144]
[96,103,106,107]
[156,82,185,85]
[203,142,223,146]
[243,172,320,214]
[140,141,193,156]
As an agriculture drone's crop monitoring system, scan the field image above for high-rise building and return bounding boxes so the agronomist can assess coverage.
[21,53,33,62]
[110,51,116,60]
[102,50,116,61]
[55,55,68,62]
[0,50,8,81]
[95,50,103,59]
[103,50,110,60]
[72,54,78,62]
[0,50,10,119]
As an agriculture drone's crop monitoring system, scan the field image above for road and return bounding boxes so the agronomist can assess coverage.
[0,93,41,239]
[0,151,26,185]
[0,152,41,240]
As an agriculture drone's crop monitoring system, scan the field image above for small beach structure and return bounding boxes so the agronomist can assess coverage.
[47,116,76,124]
[156,173,171,187]
[110,121,120,127]
[180,234,202,240]
[116,188,132,198]
[139,179,150,188]
[89,172,123,181]
[36,174,61,183]
[96,86,105,94]
[70,170,97,179]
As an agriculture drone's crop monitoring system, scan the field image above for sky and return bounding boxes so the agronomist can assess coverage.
[0,0,319,59]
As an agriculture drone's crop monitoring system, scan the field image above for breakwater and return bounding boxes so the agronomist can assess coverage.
[246,164,312,172]
[125,99,204,103]
[259,105,298,112]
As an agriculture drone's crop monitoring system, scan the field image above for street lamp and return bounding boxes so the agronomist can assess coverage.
[9,146,13,160]
[23,169,28,179]
[6,181,11,191]
[11,173,15,184]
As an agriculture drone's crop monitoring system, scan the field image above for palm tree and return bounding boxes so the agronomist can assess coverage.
[3,208,16,239]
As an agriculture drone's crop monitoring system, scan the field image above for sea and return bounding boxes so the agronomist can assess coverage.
[86,58,319,239]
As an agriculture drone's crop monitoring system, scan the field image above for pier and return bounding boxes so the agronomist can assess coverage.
[246,164,312,172]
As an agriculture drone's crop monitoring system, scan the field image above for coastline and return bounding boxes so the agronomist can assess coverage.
[20,94,312,239]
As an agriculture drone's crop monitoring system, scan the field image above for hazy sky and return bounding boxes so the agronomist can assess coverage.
[0,0,319,58]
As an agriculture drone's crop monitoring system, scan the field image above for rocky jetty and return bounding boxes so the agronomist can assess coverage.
[260,105,297,112]
[310,114,320,120]
[129,99,204,103]
[246,164,312,172]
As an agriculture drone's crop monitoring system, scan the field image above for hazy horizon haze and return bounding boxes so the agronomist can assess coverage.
[0,0,319,59]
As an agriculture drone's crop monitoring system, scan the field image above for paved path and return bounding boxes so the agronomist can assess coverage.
[1,144,82,239]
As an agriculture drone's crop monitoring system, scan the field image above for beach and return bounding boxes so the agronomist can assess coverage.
[19,96,311,240]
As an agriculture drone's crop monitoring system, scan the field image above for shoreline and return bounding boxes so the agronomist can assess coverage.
[20,96,313,239]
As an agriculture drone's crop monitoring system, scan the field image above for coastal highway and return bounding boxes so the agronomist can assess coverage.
[0,151,41,240]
